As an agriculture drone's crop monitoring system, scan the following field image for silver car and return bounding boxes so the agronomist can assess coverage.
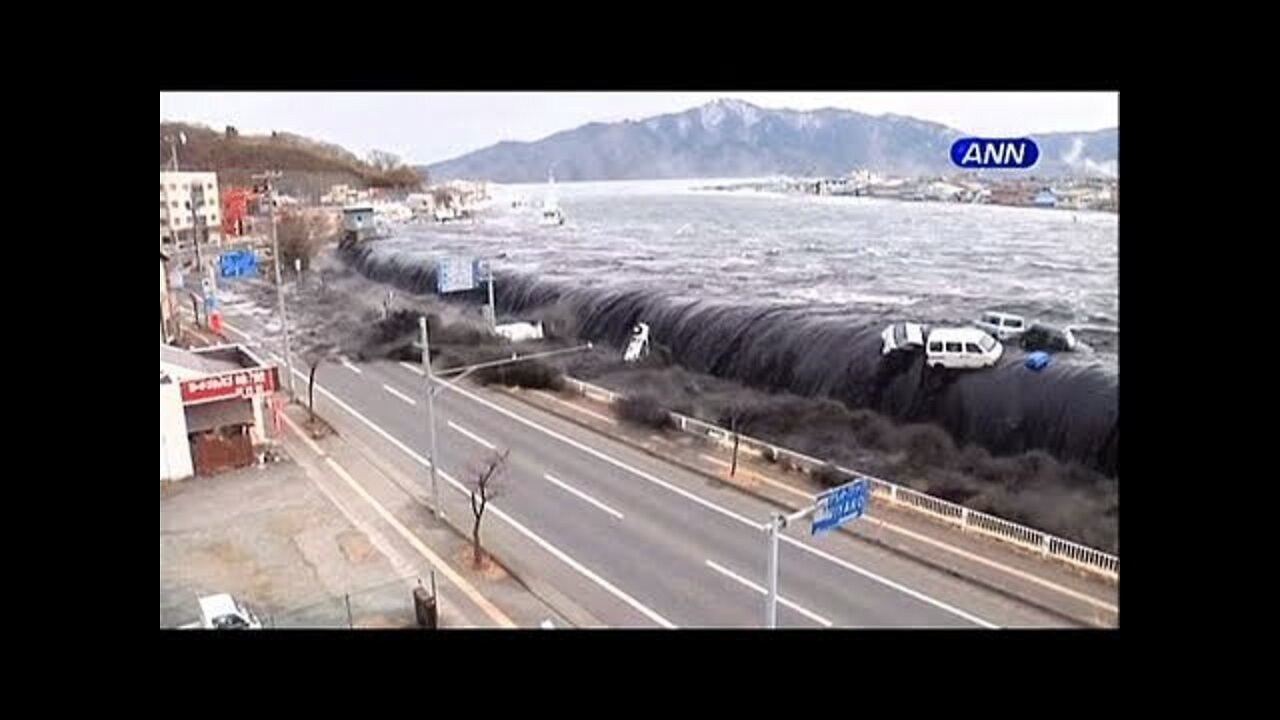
[881,322,927,355]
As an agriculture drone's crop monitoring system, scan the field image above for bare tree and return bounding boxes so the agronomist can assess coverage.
[301,340,338,424]
[367,149,401,171]
[276,210,336,273]
[469,449,509,569]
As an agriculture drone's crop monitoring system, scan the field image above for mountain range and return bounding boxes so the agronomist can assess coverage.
[423,99,1117,183]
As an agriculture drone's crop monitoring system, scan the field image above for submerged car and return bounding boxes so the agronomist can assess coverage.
[880,322,928,355]
[926,327,1003,369]
[975,311,1027,341]
[1020,323,1078,352]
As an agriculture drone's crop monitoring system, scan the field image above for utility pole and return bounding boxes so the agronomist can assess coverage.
[486,271,496,330]
[190,183,216,326]
[421,316,443,519]
[262,171,297,399]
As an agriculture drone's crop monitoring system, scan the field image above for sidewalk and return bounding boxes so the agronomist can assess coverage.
[274,402,572,629]
[502,384,1119,628]
[170,313,568,629]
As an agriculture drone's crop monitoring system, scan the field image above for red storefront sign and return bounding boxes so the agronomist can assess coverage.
[180,366,279,405]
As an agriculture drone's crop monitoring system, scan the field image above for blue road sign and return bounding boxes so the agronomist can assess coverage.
[219,250,257,279]
[811,478,868,536]
[437,257,476,294]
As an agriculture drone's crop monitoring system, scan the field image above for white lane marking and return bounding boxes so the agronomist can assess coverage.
[382,384,417,406]
[441,384,762,529]
[280,412,516,628]
[448,420,495,450]
[399,361,425,376]
[340,357,363,375]
[779,534,999,628]
[223,324,253,342]
[440,381,995,627]
[262,356,674,629]
[543,474,625,521]
[859,515,1119,615]
[533,390,618,425]
[704,559,832,628]
[699,453,1115,614]
[270,352,285,363]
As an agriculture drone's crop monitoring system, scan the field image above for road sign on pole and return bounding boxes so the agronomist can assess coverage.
[437,257,476,294]
[811,479,869,536]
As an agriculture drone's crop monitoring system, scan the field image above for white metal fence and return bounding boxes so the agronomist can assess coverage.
[561,376,1119,581]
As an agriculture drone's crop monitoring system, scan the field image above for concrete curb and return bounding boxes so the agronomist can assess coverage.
[498,386,1111,628]
[292,396,600,629]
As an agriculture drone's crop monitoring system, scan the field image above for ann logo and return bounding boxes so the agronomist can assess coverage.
[950,138,1040,169]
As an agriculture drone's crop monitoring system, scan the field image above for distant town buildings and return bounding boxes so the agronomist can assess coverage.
[321,184,373,206]
[708,172,1117,212]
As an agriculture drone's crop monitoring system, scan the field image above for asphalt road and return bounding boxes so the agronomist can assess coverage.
[206,290,1068,628]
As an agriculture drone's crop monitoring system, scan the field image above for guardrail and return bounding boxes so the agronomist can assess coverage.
[561,376,1119,582]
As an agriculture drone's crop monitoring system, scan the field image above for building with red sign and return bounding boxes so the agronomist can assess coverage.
[161,344,281,480]
[220,186,251,237]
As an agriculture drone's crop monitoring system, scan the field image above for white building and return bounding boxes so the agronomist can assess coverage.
[321,184,373,206]
[160,344,281,481]
[161,171,223,250]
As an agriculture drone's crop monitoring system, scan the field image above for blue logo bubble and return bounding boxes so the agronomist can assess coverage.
[950,138,1039,169]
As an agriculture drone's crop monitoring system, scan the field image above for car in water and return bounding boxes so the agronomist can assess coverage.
[975,311,1027,341]
[926,327,1003,369]
[1020,323,1078,352]
[880,322,928,355]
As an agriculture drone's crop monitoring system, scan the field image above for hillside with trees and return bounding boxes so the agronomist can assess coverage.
[159,122,423,199]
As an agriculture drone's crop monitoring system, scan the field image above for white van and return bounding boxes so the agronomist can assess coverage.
[975,311,1027,341]
[926,328,1003,369]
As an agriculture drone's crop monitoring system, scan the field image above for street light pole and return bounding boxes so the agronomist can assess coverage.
[415,331,593,522]
[266,174,297,399]
[486,271,496,330]
[421,316,443,519]
[764,504,817,629]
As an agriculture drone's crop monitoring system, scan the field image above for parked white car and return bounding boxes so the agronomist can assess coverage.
[975,311,1027,341]
[197,593,262,629]
[926,327,1003,369]
[880,322,928,355]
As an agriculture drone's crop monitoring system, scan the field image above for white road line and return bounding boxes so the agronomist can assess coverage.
[448,421,495,450]
[442,384,762,529]
[265,358,675,629]
[223,324,253,342]
[399,361,425,376]
[233,318,1010,627]
[779,534,999,628]
[859,515,1119,615]
[704,560,833,627]
[533,390,618,425]
[340,357,363,375]
[701,454,1115,614]
[280,412,516,628]
[382,384,417,406]
[544,474,624,520]
[440,381,994,627]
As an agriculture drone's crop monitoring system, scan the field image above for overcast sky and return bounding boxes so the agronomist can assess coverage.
[160,92,1118,165]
